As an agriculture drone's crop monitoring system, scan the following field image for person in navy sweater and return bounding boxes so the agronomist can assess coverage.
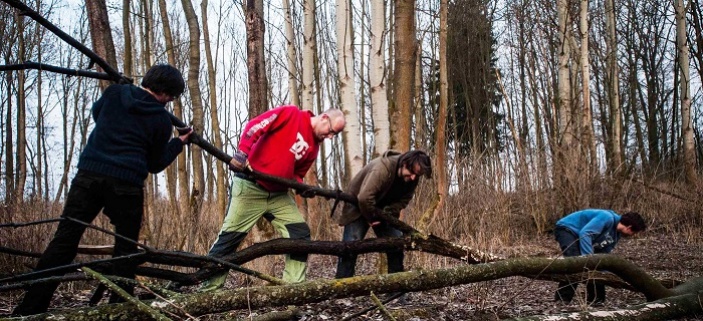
[554,209,646,305]
[13,64,192,316]
[200,106,346,291]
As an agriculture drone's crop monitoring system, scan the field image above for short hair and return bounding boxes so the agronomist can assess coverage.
[621,212,646,232]
[323,108,345,123]
[141,64,185,97]
[398,150,432,178]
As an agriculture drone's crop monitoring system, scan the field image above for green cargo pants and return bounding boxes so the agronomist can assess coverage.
[200,177,311,291]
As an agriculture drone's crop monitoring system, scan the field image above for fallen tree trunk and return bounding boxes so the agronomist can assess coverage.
[151,234,503,285]
[13,254,681,320]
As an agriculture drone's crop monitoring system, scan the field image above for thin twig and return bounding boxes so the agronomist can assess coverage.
[341,292,405,321]
[370,291,397,321]
[82,267,173,321]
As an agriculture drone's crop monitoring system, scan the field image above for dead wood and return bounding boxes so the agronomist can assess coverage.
[10,254,685,320]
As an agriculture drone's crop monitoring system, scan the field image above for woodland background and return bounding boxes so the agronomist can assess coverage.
[1,0,703,318]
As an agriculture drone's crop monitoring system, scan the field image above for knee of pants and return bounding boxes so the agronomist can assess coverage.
[285,222,311,240]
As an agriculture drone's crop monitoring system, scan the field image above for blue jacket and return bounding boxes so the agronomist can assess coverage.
[77,84,184,186]
[556,209,622,255]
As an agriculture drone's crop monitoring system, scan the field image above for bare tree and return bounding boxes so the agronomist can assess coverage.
[391,0,416,151]
[301,0,316,113]
[14,7,27,206]
[201,0,227,214]
[180,0,206,251]
[605,0,622,174]
[336,0,363,177]
[122,0,133,78]
[85,0,117,89]
[282,0,299,107]
[676,0,696,184]
[246,0,268,116]
[156,0,188,221]
[370,0,390,156]
[579,0,597,176]
[556,0,578,212]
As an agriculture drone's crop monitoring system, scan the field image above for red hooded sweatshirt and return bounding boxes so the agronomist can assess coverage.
[239,105,319,192]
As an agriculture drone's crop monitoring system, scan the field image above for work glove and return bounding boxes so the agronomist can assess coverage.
[176,126,193,144]
[228,150,249,172]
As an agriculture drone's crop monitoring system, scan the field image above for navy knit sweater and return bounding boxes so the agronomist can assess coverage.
[77,84,184,186]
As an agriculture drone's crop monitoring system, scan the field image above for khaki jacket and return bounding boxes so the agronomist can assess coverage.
[335,150,419,226]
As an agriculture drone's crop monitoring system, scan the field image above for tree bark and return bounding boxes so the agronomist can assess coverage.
[156,0,187,226]
[85,0,118,89]
[201,0,227,215]
[370,0,390,156]
[282,0,299,107]
[390,0,415,151]
[336,0,363,177]
[246,0,268,116]
[19,254,683,320]
[422,0,447,231]
[579,0,597,177]
[556,0,577,212]
[14,8,26,206]
[180,0,206,253]
[301,0,315,111]
[676,0,696,185]
[605,0,622,175]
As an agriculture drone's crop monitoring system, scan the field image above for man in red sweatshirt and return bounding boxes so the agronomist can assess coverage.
[200,106,346,291]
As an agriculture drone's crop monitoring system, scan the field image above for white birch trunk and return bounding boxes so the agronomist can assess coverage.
[283,0,300,107]
[676,0,696,184]
[370,0,390,155]
[579,0,596,172]
[336,0,363,176]
[302,0,315,111]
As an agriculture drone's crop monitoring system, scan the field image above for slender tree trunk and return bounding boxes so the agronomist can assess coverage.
[391,0,416,151]
[201,0,227,215]
[370,0,390,156]
[282,0,299,107]
[157,0,187,221]
[302,0,315,111]
[413,42,424,149]
[336,0,363,177]
[605,0,622,174]
[4,62,14,206]
[424,0,448,231]
[35,15,44,201]
[85,0,118,89]
[557,0,576,212]
[15,9,27,206]
[181,0,206,252]
[676,0,696,184]
[579,0,597,177]
[122,0,133,78]
[246,0,268,116]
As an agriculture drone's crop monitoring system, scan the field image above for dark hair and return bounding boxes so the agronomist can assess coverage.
[398,150,432,178]
[141,64,185,97]
[620,212,646,232]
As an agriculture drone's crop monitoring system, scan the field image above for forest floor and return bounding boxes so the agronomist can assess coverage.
[1,233,702,320]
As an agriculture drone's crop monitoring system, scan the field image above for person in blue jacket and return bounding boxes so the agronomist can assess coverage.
[13,64,192,316]
[554,209,646,305]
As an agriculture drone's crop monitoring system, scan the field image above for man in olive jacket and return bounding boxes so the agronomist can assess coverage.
[335,150,432,278]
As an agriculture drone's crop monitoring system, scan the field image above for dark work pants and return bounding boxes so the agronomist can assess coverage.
[554,226,606,304]
[335,217,404,278]
[13,170,144,316]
